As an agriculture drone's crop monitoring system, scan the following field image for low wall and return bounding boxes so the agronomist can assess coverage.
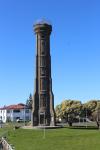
[1,137,15,150]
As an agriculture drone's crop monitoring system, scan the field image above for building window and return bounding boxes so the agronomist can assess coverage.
[41,34,45,39]
[13,109,20,113]
[7,110,10,113]
[25,109,29,113]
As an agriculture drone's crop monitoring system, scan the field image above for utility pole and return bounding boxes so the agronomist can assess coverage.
[43,112,46,139]
[24,105,26,126]
[86,108,87,128]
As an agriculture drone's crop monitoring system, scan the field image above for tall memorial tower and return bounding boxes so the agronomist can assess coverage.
[32,20,55,126]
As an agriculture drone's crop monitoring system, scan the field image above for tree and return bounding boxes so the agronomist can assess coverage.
[26,93,33,109]
[56,100,82,126]
[92,101,100,129]
[55,99,100,127]
[55,104,63,123]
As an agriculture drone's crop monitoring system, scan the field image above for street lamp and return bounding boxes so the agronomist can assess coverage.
[24,105,26,126]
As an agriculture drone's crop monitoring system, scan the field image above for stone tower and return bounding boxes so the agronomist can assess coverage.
[32,20,55,126]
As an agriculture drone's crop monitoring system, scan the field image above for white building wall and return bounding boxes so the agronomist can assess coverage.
[0,108,32,123]
[0,109,7,123]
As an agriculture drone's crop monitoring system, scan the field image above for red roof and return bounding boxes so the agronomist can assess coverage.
[0,103,26,110]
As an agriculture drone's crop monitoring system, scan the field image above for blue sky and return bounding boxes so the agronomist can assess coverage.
[0,0,100,107]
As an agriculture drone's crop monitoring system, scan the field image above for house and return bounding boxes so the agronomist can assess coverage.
[0,103,32,123]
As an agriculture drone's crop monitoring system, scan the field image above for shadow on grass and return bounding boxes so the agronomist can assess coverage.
[68,126,98,130]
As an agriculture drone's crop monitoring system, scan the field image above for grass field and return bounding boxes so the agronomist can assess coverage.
[0,125,100,150]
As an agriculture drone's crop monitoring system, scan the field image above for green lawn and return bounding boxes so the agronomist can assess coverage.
[0,126,100,150]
